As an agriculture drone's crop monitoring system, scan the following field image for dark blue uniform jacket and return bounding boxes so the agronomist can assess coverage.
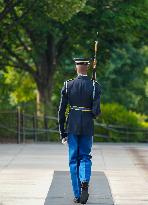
[58,75,101,139]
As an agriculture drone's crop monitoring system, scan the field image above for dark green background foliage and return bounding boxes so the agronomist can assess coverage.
[0,0,147,142]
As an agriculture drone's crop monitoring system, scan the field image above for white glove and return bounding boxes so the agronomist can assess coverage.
[62,137,68,145]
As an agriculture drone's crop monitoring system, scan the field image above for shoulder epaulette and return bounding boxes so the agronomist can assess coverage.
[93,80,98,83]
[95,81,101,87]
[91,79,101,84]
[64,79,74,94]
[64,79,74,85]
[66,78,74,82]
[91,80,101,87]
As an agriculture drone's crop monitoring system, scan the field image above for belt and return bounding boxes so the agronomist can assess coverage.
[70,106,92,112]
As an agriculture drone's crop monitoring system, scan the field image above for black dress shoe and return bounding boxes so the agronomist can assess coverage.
[73,197,80,203]
[80,182,89,204]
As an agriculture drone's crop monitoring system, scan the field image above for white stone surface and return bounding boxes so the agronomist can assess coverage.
[0,143,148,205]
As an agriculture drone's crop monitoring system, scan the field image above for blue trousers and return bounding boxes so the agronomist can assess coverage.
[67,133,93,198]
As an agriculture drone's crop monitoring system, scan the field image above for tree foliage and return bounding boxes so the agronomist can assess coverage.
[0,0,90,115]
[0,0,147,116]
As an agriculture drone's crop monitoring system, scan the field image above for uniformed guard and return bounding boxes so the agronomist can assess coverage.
[58,57,101,204]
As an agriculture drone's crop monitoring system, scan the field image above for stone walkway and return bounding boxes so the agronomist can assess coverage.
[44,171,114,205]
[0,143,148,205]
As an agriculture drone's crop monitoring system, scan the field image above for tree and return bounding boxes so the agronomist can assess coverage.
[55,0,148,114]
[0,0,91,115]
[0,0,147,115]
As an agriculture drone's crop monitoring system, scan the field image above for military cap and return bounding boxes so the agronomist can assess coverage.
[73,58,91,65]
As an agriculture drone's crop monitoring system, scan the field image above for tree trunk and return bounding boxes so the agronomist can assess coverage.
[36,81,53,116]
[34,32,56,117]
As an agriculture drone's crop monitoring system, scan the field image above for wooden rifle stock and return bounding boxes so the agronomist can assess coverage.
[92,33,99,81]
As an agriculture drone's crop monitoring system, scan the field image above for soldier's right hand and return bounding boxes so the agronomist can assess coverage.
[62,137,68,145]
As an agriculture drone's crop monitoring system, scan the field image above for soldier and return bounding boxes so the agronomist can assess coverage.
[58,58,101,204]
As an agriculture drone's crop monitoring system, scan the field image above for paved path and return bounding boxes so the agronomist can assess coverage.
[0,143,148,205]
[44,171,114,205]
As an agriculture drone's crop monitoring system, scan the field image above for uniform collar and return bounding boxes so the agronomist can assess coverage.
[78,73,88,76]
[76,75,89,80]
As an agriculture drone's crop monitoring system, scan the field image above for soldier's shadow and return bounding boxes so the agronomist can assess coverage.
[44,171,114,205]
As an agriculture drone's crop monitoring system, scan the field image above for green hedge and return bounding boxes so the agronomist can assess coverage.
[99,103,140,126]
[94,103,148,142]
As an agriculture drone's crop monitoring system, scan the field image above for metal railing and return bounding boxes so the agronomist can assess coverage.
[0,109,148,143]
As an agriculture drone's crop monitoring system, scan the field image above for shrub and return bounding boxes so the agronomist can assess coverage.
[94,103,148,142]
[99,103,139,127]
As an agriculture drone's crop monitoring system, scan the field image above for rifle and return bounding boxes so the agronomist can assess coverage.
[92,32,99,81]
